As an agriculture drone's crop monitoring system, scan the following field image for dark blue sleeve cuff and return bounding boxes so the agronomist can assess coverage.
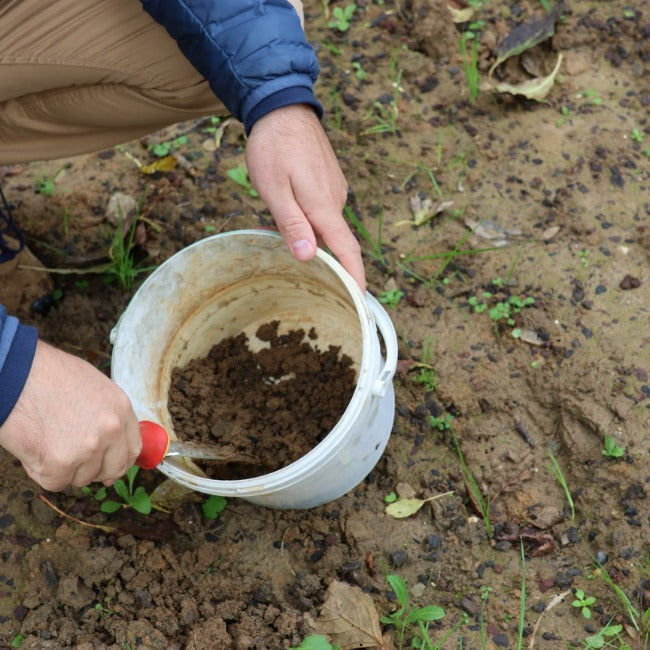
[244,88,323,136]
[0,320,38,427]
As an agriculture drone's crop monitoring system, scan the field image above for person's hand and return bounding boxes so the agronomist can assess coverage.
[0,341,142,491]
[246,104,366,291]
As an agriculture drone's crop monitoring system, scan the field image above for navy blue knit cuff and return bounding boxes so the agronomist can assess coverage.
[0,322,38,427]
[244,88,323,136]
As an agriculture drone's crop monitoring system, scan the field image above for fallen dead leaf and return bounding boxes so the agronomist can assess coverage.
[314,580,385,649]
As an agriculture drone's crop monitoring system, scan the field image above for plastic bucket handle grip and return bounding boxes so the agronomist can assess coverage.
[366,293,397,398]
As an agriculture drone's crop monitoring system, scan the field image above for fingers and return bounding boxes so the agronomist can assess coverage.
[246,104,367,291]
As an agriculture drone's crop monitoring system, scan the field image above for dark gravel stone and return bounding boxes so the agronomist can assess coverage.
[595,285,607,294]
[390,549,409,567]
[581,327,593,338]
[532,601,547,613]
[596,550,608,565]
[426,533,442,550]
[493,633,509,647]
[567,527,580,543]
[619,275,641,290]
[0,514,14,529]
[555,569,580,588]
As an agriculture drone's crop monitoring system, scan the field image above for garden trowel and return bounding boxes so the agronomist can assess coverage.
[136,420,255,469]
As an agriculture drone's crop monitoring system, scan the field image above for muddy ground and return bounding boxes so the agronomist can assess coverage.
[0,0,648,648]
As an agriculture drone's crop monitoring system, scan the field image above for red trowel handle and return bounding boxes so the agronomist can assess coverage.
[136,420,171,469]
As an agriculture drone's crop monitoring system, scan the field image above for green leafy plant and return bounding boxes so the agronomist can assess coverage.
[83,466,152,515]
[556,104,571,126]
[35,164,66,196]
[11,633,23,648]
[148,135,188,157]
[226,163,259,198]
[602,435,624,459]
[548,450,575,520]
[459,28,481,103]
[384,491,398,503]
[429,413,454,431]
[202,495,227,519]
[344,203,388,266]
[594,562,649,645]
[379,289,404,309]
[413,336,438,392]
[363,56,402,135]
[351,61,367,81]
[327,3,357,31]
[288,635,339,650]
[449,425,493,537]
[572,588,597,619]
[468,292,492,314]
[630,128,645,143]
[584,621,627,649]
[579,89,603,106]
[380,574,445,649]
[105,196,156,290]
[488,295,535,327]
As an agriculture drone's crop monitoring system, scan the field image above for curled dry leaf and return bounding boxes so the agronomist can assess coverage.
[483,53,563,102]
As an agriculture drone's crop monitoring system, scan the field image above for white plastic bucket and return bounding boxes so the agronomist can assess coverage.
[110,230,397,509]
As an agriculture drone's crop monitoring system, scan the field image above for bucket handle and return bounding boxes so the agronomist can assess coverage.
[366,293,398,398]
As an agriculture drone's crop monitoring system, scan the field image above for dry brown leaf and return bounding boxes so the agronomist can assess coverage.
[314,580,385,649]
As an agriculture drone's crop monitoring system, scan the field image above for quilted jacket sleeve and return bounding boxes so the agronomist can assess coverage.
[140,0,323,134]
[0,305,37,427]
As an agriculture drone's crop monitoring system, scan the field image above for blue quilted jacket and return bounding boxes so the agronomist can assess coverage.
[0,0,323,427]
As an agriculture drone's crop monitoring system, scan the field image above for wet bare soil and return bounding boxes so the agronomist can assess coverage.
[0,0,648,648]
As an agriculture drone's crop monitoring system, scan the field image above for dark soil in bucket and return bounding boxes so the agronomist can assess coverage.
[167,321,357,479]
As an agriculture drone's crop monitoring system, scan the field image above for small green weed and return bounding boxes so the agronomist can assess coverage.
[556,104,571,127]
[344,203,388,266]
[429,413,454,431]
[226,163,259,198]
[35,164,66,196]
[148,135,188,157]
[630,128,645,143]
[288,635,339,650]
[93,598,115,617]
[583,621,628,649]
[459,21,484,103]
[105,196,155,290]
[579,89,603,106]
[449,425,493,537]
[602,435,624,459]
[572,588,597,619]
[363,56,402,135]
[579,248,591,268]
[11,634,23,648]
[202,495,227,519]
[384,491,398,503]
[548,450,575,520]
[352,61,367,81]
[488,295,535,327]
[413,336,438,392]
[380,574,445,649]
[379,289,404,309]
[327,3,357,31]
[83,466,152,515]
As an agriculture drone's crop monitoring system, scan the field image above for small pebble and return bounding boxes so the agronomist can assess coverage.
[595,285,607,294]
